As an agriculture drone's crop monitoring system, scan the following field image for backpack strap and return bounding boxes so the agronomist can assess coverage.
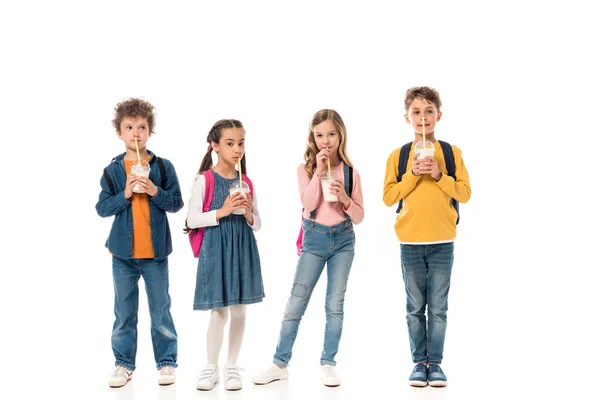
[103,167,115,195]
[344,163,353,197]
[439,141,459,224]
[439,141,456,179]
[241,174,253,197]
[395,142,413,213]
[202,169,214,212]
[157,157,167,190]
[309,168,317,219]
[343,163,353,220]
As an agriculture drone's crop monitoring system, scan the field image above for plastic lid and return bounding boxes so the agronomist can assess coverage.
[415,140,434,150]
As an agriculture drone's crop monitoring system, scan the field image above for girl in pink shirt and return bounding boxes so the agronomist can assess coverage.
[252,109,364,387]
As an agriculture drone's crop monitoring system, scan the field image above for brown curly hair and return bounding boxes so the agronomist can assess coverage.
[112,98,156,134]
[304,109,353,179]
[404,87,442,112]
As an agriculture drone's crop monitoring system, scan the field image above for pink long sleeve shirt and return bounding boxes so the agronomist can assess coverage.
[298,162,364,226]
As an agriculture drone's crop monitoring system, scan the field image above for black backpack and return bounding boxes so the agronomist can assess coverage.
[396,140,459,224]
[103,157,167,195]
[296,163,353,255]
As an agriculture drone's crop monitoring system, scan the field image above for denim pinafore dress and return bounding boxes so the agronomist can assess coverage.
[193,171,265,310]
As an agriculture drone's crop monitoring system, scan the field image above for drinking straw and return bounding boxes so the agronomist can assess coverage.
[134,138,141,165]
[421,117,426,146]
[327,159,331,177]
[238,157,242,188]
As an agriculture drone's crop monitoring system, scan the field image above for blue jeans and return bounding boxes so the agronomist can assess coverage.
[400,243,454,364]
[273,219,355,367]
[111,256,178,370]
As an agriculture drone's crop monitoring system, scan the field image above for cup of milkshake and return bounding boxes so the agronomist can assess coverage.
[320,169,341,202]
[229,180,250,215]
[415,140,435,160]
[130,160,151,193]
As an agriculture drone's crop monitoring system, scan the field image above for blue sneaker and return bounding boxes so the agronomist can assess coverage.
[427,364,447,387]
[408,363,428,387]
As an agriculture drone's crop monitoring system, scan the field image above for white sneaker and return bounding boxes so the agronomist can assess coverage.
[251,363,289,385]
[196,364,219,391]
[157,365,175,386]
[108,366,132,388]
[321,365,341,387]
[224,364,243,391]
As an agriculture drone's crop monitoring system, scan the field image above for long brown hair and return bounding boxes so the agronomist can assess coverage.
[304,109,353,179]
[197,119,247,175]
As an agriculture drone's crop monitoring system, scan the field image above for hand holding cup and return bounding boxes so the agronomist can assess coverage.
[315,148,332,176]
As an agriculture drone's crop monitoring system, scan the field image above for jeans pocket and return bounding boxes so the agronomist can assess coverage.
[302,223,313,239]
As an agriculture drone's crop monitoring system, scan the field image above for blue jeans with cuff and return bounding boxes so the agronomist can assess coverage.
[111,256,178,370]
[400,242,454,364]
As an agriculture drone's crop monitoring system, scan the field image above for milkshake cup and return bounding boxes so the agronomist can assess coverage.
[415,140,435,160]
[130,160,150,193]
[320,170,341,202]
[229,180,250,215]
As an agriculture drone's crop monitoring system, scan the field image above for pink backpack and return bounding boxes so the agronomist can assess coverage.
[188,170,253,258]
[295,223,303,256]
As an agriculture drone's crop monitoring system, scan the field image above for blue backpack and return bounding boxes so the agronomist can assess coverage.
[396,140,459,224]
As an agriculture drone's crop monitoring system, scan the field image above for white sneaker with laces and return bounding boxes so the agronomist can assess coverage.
[157,365,175,386]
[321,365,341,387]
[251,363,289,385]
[108,366,132,388]
[196,364,219,391]
[224,364,244,391]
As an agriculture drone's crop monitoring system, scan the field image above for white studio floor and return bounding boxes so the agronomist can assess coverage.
[18,234,595,400]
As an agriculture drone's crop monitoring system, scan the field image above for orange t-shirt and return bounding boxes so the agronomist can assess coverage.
[124,158,154,259]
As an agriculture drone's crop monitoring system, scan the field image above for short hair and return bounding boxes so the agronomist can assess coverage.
[404,87,442,112]
[112,98,156,134]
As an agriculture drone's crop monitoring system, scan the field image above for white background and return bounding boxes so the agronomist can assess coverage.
[1,1,599,399]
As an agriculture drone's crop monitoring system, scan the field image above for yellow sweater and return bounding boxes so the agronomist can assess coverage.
[383,141,471,243]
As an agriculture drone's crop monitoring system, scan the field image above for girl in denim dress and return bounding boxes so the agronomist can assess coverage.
[186,119,264,391]
[252,109,364,388]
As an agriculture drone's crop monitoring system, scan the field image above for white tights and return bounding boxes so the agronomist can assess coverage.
[206,305,246,365]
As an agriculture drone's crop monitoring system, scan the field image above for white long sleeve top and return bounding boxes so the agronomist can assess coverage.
[186,174,261,231]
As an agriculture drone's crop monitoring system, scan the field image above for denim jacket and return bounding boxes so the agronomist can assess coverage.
[96,151,184,259]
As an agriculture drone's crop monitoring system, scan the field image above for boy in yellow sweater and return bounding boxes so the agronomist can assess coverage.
[383,87,471,387]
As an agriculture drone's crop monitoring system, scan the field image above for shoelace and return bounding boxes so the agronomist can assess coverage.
[198,366,217,380]
[225,366,244,380]
[429,365,443,374]
[113,366,130,378]
[322,366,338,378]
[160,366,174,375]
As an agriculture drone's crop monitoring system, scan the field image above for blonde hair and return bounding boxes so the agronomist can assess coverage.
[304,109,353,179]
